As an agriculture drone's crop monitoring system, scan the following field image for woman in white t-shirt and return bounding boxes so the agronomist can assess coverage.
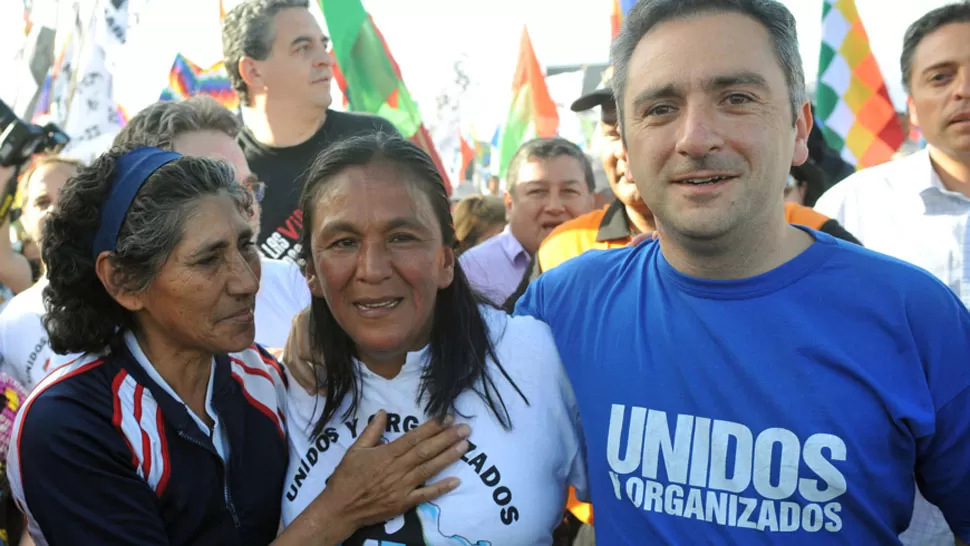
[281,134,588,545]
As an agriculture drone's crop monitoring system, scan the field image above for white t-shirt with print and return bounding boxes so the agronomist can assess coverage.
[281,306,588,545]
[256,258,311,349]
[0,278,54,390]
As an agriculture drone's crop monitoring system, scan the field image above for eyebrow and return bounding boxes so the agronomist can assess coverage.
[921,61,957,75]
[631,71,770,111]
[290,35,314,48]
[519,179,585,188]
[318,217,429,238]
[188,227,254,260]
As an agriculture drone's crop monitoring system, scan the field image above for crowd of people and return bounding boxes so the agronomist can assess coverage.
[0,0,967,544]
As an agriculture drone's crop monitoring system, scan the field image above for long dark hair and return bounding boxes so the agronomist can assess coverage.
[299,134,527,434]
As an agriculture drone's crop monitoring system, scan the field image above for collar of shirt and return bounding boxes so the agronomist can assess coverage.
[895,148,970,203]
[596,199,635,243]
[499,225,532,267]
[123,331,229,461]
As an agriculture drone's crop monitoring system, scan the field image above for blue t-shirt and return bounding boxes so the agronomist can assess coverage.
[514,229,970,545]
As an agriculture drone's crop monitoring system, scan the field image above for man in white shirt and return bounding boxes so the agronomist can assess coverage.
[814,4,970,545]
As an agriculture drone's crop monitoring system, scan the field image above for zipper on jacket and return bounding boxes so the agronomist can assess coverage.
[177,430,241,529]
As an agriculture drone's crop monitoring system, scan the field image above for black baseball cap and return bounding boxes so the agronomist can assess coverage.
[570,66,615,112]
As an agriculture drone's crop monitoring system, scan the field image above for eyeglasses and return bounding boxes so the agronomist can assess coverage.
[242,177,266,203]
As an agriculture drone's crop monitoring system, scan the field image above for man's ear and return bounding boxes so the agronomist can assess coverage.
[239,56,264,96]
[791,101,814,167]
[907,96,920,130]
[95,252,144,312]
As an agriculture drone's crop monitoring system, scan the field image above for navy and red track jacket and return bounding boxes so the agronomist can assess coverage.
[7,341,289,545]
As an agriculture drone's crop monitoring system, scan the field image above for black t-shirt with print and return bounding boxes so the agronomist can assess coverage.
[238,109,399,265]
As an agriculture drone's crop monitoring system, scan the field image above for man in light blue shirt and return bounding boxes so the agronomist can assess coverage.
[460,138,594,305]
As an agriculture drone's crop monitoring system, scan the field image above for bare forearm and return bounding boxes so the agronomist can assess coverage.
[0,250,31,293]
[0,221,31,293]
[272,489,356,546]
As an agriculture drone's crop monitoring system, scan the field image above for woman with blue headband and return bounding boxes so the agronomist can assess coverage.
[5,146,468,545]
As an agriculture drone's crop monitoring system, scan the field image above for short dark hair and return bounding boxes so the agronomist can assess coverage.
[299,133,527,434]
[610,0,806,129]
[113,97,241,150]
[506,137,596,196]
[222,0,310,106]
[42,148,252,354]
[901,2,970,94]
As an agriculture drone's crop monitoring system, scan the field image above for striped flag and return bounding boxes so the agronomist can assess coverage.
[611,0,636,37]
[497,27,558,178]
[159,54,239,110]
[815,0,904,169]
[320,0,452,194]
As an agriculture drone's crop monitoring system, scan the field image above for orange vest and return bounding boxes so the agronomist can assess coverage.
[538,203,632,272]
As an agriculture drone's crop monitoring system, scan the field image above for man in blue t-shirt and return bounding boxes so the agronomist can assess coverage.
[515,1,970,544]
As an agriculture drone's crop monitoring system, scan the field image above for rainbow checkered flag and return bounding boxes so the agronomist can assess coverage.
[816,0,904,169]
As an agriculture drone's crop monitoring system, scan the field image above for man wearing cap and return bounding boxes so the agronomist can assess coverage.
[538,68,657,272]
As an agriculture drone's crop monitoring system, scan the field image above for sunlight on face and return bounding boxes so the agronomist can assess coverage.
[621,12,809,243]
[307,163,455,367]
[135,194,261,355]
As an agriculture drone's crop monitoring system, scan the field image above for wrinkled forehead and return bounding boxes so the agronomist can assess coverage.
[313,163,437,228]
[911,21,970,75]
[623,12,785,102]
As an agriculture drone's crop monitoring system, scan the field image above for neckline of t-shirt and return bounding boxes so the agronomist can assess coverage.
[240,109,338,156]
[656,226,838,300]
[355,345,431,382]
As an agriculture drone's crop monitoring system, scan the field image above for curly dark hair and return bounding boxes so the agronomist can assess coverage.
[222,0,310,106]
[41,147,252,355]
[299,133,527,435]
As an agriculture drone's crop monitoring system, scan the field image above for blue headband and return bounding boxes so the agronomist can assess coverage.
[91,147,182,258]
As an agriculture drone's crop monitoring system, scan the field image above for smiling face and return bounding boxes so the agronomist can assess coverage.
[306,163,455,365]
[128,194,261,355]
[250,7,333,110]
[505,155,594,254]
[620,11,810,242]
[907,21,970,161]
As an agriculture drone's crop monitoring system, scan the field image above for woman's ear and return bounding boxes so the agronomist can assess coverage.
[305,259,325,297]
[95,252,144,312]
[438,246,455,290]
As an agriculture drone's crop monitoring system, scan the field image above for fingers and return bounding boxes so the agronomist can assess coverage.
[401,432,469,489]
[383,414,453,457]
[352,410,387,449]
[406,477,462,506]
